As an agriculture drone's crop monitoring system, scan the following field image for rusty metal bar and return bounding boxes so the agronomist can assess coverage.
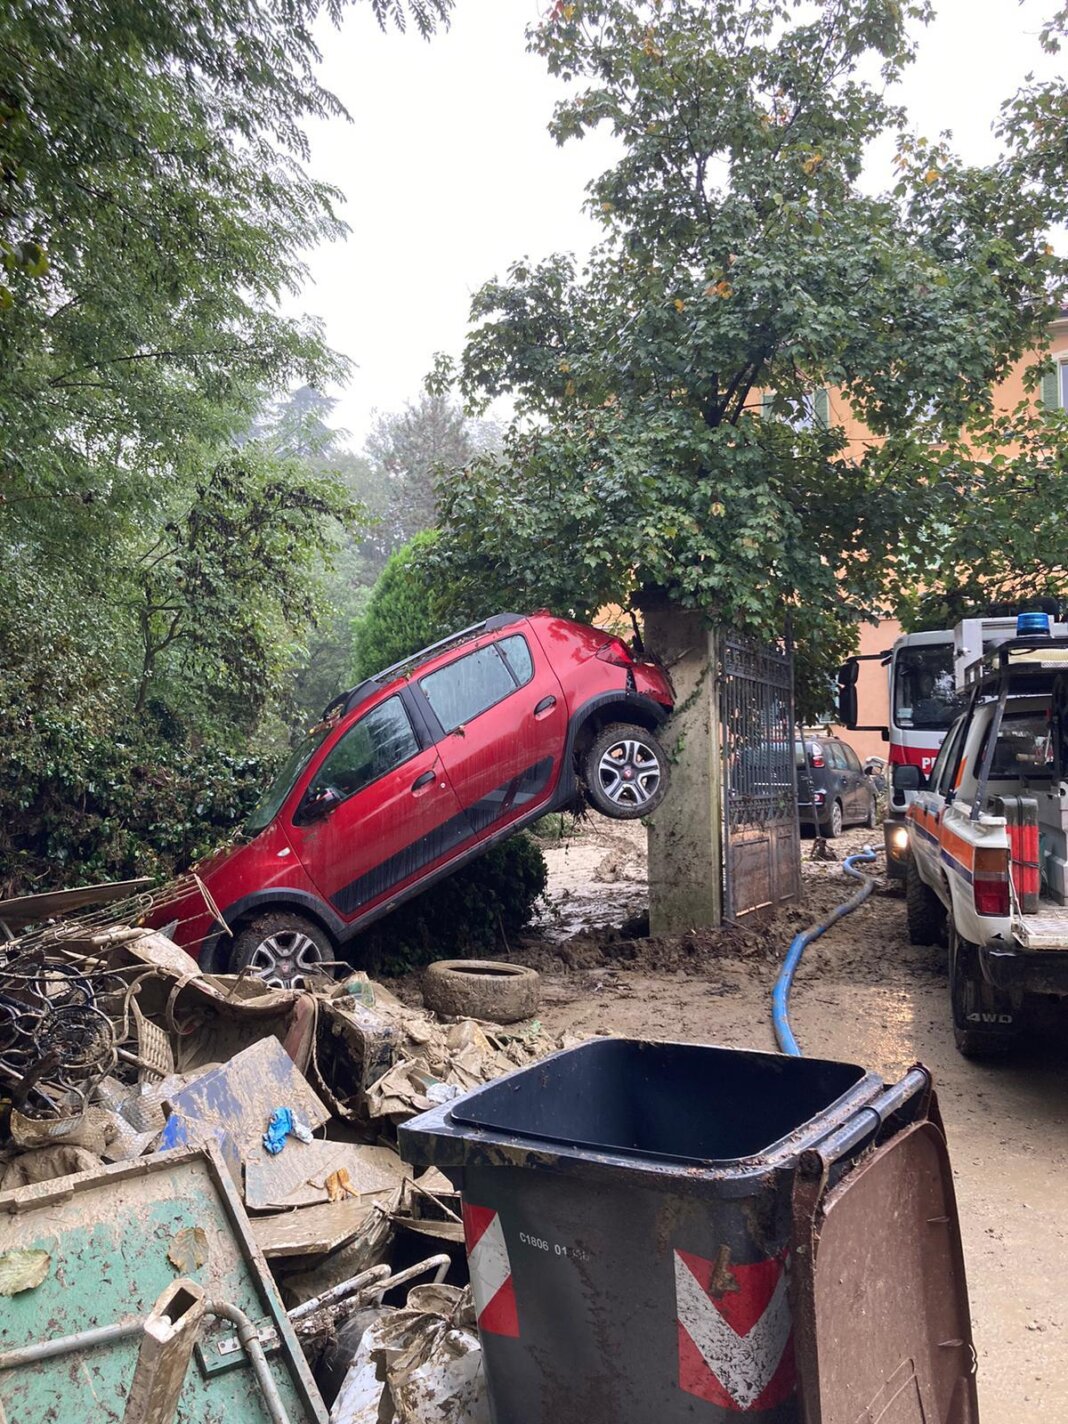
[0,1319,143,1369]
[287,1264,391,1324]
[364,1254,451,1302]
[205,1301,291,1424]
[0,1300,293,1424]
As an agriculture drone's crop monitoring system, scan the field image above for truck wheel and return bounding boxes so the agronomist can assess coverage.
[949,929,1018,1059]
[905,856,943,945]
[230,911,333,990]
[583,723,669,820]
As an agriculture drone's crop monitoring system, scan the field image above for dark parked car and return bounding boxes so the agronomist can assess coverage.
[796,732,877,837]
[153,613,675,986]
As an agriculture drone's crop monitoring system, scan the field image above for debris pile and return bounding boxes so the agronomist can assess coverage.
[0,884,557,1421]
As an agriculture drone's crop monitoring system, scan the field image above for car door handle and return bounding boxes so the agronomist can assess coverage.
[534,695,557,717]
[411,770,436,792]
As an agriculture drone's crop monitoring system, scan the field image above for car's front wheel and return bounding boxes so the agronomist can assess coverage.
[905,856,943,945]
[583,722,670,819]
[230,911,333,990]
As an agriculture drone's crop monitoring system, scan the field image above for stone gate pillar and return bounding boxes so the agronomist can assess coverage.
[641,604,722,934]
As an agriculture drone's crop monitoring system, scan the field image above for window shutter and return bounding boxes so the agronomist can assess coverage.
[1040,366,1059,409]
[761,389,775,419]
[814,388,830,427]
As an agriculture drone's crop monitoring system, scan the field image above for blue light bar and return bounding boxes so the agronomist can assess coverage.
[1017,611,1052,639]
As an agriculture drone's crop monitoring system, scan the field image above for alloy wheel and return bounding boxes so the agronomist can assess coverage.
[246,929,324,989]
[597,737,663,809]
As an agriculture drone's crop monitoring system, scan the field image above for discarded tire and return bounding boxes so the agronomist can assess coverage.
[422,959,540,1024]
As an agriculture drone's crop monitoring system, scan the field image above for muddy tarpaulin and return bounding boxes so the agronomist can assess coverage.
[329,1284,488,1424]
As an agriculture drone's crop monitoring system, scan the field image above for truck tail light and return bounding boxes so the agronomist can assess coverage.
[596,638,634,668]
[974,846,1010,917]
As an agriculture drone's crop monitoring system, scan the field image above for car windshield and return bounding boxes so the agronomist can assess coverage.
[244,726,329,836]
[893,643,965,731]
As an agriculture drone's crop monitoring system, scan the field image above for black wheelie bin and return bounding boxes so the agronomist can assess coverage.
[399,1037,978,1424]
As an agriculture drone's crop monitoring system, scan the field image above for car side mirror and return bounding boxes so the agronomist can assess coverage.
[295,786,342,825]
[892,764,925,792]
[836,682,858,728]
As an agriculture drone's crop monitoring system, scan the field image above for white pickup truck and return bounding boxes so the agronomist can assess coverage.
[899,626,1068,1057]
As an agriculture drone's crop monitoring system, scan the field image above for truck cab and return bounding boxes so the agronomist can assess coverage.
[901,614,1068,1056]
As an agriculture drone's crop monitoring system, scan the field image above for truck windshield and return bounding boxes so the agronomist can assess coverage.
[244,726,329,836]
[893,644,965,731]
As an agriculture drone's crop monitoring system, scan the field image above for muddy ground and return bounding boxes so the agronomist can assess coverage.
[510,818,1066,1423]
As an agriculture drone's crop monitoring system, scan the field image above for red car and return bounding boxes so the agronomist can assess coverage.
[159,612,674,986]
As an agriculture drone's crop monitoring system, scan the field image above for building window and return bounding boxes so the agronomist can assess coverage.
[1040,361,1068,410]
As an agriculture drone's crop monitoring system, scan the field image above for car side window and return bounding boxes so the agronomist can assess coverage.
[306,697,418,805]
[934,720,965,797]
[498,634,534,686]
[842,744,862,773]
[827,743,846,770]
[421,644,518,732]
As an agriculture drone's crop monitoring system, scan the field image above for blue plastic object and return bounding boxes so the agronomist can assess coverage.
[1017,610,1052,638]
[263,1107,295,1155]
[772,849,878,1056]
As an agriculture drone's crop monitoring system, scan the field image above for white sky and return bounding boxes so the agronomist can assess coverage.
[295,0,1060,447]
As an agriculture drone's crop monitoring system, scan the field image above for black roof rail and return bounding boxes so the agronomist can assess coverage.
[321,613,525,720]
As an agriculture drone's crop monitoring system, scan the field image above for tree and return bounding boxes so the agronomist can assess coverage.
[352,530,451,677]
[432,0,1068,715]
[130,448,359,726]
[0,0,452,893]
[364,394,502,564]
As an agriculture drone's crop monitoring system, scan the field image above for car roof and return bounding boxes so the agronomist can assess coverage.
[321,613,527,722]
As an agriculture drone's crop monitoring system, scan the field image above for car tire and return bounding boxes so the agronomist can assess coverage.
[823,799,844,839]
[582,722,670,820]
[230,911,334,990]
[949,928,1018,1059]
[422,958,540,1024]
[905,856,943,946]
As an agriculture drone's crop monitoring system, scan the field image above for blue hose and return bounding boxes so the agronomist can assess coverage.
[772,847,879,1056]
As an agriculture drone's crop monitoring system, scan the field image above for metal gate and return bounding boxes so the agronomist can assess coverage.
[719,633,801,920]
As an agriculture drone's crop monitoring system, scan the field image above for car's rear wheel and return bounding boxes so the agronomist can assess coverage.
[905,856,943,945]
[949,926,1018,1058]
[230,911,333,990]
[583,722,670,820]
[823,798,844,839]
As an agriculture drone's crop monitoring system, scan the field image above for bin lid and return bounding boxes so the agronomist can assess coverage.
[792,1120,979,1424]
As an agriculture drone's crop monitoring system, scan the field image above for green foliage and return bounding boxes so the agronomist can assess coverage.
[352,531,456,678]
[435,0,1068,711]
[355,832,549,975]
[0,0,452,894]
[130,448,361,726]
[0,712,276,894]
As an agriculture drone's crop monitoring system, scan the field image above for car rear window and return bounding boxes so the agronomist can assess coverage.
[980,712,1053,780]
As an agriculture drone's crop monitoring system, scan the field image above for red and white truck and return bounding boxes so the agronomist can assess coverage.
[837,618,1021,878]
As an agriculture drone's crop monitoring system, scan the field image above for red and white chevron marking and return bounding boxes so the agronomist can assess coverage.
[462,1203,520,1338]
[674,1249,795,1412]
